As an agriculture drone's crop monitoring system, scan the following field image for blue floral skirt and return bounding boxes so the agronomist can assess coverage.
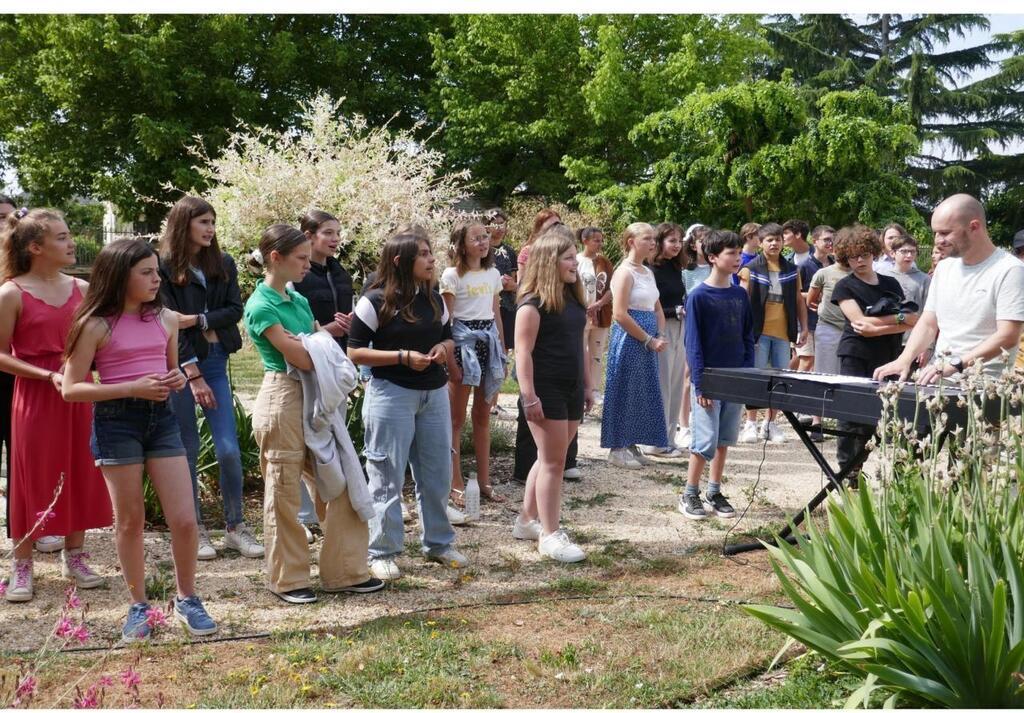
[600,309,668,449]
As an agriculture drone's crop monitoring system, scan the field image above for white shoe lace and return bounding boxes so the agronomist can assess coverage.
[234,526,260,548]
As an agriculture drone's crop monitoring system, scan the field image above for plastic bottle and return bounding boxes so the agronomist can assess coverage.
[463,471,481,522]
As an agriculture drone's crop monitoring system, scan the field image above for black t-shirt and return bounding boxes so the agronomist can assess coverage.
[519,288,587,382]
[798,254,832,331]
[293,257,353,349]
[831,273,905,365]
[348,287,453,390]
[492,242,519,313]
[650,260,686,319]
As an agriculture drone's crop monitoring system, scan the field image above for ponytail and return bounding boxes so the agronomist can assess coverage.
[0,208,64,281]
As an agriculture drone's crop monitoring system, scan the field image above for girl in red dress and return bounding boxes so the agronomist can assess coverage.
[0,208,112,602]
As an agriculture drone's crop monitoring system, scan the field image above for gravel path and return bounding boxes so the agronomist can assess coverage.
[0,394,846,652]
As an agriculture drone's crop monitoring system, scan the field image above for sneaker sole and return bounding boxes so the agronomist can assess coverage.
[540,551,586,564]
[34,541,64,554]
[676,504,708,520]
[270,590,318,605]
[224,546,265,559]
[4,590,32,603]
[322,582,387,594]
[174,609,219,636]
[62,567,105,589]
[197,550,218,561]
[426,557,468,569]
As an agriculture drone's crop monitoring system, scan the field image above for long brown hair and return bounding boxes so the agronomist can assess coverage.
[517,225,584,313]
[64,239,162,360]
[1,208,65,281]
[448,219,493,276]
[527,208,561,247]
[160,195,224,286]
[372,231,442,327]
[652,222,687,270]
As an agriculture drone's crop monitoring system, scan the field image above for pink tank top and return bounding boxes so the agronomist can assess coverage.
[94,311,169,384]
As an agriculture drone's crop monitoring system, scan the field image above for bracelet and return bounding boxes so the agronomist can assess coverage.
[46,371,56,382]
[398,349,404,366]
[522,398,540,408]
[187,374,203,382]
[643,335,653,350]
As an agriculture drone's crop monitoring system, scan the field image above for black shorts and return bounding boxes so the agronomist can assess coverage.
[532,377,584,421]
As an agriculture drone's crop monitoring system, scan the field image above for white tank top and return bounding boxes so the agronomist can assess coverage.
[626,266,659,311]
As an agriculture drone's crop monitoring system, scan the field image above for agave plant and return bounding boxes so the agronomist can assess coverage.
[745,360,1024,707]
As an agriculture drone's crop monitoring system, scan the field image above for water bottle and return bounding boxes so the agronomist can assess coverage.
[463,472,481,522]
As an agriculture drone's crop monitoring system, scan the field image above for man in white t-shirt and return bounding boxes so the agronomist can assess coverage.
[874,194,1024,384]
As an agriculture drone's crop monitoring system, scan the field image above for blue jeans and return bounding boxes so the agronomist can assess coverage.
[362,378,454,559]
[754,335,790,370]
[170,342,245,529]
[689,391,742,461]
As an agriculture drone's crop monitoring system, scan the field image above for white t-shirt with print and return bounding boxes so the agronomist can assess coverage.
[577,255,597,305]
[924,248,1024,376]
[439,266,502,321]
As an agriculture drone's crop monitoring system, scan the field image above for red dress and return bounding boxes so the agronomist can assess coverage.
[8,281,112,540]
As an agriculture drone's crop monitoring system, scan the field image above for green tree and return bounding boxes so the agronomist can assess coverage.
[0,14,444,224]
[429,14,589,203]
[577,79,921,232]
[766,14,1024,228]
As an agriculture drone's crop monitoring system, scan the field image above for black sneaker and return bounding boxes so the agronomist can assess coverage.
[271,587,318,604]
[322,577,386,594]
[703,491,736,518]
[677,493,707,520]
[809,430,824,443]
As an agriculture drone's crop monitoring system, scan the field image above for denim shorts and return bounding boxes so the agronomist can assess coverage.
[689,391,743,461]
[90,398,187,466]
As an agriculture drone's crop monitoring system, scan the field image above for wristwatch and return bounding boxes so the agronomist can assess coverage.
[895,311,906,324]
[949,356,965,373]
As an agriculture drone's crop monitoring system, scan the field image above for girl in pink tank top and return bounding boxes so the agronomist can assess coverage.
[62,239,219,641]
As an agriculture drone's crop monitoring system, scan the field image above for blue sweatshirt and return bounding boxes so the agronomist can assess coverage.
[685,281,755,397]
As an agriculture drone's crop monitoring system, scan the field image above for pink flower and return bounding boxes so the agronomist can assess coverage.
[35,509,56,523]
[0,581,7,596]
[98,675,113,687]
[120,667,141,690]
[145,608,167,629]
[55,616,74,638]
[65,586,82,610]
[71,624,90,643]
[73,684,100,709]
[14,674,37,704]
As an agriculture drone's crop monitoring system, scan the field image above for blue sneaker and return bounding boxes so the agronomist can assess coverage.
[121,602,152,643]
[174,595,218,636]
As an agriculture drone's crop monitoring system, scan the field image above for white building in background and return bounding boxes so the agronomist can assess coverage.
[102,201,136,244]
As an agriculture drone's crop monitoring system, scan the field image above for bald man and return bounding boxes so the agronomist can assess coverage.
[874,194,1024,384]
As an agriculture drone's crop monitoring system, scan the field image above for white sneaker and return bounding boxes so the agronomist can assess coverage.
[512,517,543,541]
[446,504,468,526]
[302,523,316,544]
[766,421,787,444]
[639,445,665,456]
[628,445,653,465]
[608,448,642,469]
[674,427,691,450]
[5,558,33,602]
[738,420,760,444]
[35,535,64,553]
[61,548,104,588]
[538,529,586,563]
[224,524,265,558]
[562,467,582,481]
[369,557,403,581]
[401,501,413,522]
[197,527,217,561]
[426,547,469,569]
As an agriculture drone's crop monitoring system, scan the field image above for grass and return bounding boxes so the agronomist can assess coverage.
[706,654,856,708]
[227,343,265,401]
[565,491,617,509]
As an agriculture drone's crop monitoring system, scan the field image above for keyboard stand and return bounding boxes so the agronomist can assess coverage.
[723,410,872,555]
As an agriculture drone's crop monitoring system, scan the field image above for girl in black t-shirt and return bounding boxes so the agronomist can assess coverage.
[830,225,917,472]
[514,226,593,564]
[348,231,465,581]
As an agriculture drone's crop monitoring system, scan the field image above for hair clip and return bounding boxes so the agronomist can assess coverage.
[249,247,264,266]
[14,207,28,219]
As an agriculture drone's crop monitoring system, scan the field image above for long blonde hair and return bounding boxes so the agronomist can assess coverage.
[517,225,584,313]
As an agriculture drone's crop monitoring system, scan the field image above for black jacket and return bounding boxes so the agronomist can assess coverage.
[293,257,354,349]
[747,253,799,342]
[158,254,243,363]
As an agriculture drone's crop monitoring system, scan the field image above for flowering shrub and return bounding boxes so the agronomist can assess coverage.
[179,93,469,291]
[745,360,1024,706]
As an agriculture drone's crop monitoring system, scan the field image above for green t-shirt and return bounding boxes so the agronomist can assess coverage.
[244,282,315,372]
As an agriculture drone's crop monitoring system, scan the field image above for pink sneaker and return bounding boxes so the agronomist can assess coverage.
[5,559,33,602]
[61,549,103,589]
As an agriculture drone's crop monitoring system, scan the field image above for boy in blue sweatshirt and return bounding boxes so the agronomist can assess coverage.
[680,230,755,519]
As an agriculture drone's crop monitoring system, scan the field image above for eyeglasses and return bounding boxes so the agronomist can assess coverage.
[470,235,491,245]
[896,248,918,256]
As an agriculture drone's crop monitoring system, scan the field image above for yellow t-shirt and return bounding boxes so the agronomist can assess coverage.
[740,258,801,341]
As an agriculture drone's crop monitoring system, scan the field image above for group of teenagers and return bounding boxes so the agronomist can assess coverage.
[3,190,1023,644]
